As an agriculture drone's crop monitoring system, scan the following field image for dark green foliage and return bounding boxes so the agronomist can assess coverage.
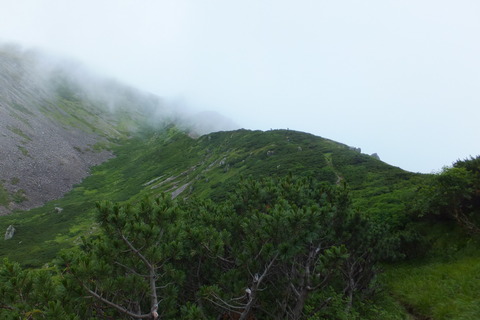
[58,195,186,319]
[0,258,79,319]
[414,156,480,234]
[48,176,390,319]
[194,177,348,319]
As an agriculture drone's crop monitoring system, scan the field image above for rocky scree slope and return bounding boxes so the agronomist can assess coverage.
[0,45,169,215]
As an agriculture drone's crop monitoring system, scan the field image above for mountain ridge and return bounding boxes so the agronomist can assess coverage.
[0,126,422,266]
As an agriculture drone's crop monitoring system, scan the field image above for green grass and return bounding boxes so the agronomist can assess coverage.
[91,141,112,152]
[37,86,141,141]
[357,292,414,320]
[385,258,480,320]
[383,223,480,320]
[12,189,27,203]
[0,182,10,206]
[17,145,30,157]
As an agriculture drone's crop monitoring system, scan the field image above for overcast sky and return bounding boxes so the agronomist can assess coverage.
[1,0,479,173]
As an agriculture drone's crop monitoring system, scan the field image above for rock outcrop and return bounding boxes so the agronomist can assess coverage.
[4,225,15,240]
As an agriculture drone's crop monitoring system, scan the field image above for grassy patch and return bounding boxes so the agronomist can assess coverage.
[91,141,111,152]
[7,126,31,142]
[17,145,30,157]
[0,182,10,206]
[385,258,480,320]
[12,189,27,204]
[357,291,414,320]
[384,223,480,320]
[11,102,34,116]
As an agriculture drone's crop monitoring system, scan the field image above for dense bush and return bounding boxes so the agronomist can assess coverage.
[415,156,480,234]
[0,176,395,319]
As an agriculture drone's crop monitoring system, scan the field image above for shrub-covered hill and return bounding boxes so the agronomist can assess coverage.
[0,127,424,267]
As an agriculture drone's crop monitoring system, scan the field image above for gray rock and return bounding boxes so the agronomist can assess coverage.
[4,225,15,240]
[348,146,361,153]
[171,183,191,199]
[371,153,380,160]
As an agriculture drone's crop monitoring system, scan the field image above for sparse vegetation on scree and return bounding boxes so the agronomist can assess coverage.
[0,45,169,215]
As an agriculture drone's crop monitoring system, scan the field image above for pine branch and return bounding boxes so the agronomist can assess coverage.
[0,304,14,311]
[114,261,149,278]
[120,234,153,270]
[82,283,154,319]
[119,233,159,317]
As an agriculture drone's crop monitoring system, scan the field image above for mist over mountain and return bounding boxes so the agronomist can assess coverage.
[1,41,480,320]
[0,44,237,214]
[1,1,479,316]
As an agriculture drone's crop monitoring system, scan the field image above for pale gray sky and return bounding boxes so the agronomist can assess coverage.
[1,0,479,173]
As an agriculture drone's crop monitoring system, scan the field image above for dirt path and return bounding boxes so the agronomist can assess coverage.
[394,297,433,320]
[324,153,344,185]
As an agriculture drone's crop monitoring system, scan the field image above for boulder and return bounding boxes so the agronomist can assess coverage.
[4,225,15,240]
[348,146,362,153]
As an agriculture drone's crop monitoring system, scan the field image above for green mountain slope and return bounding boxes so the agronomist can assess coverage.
[0,128,423,267]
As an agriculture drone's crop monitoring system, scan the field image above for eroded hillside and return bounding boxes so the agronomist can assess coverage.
[0,45,169,214]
